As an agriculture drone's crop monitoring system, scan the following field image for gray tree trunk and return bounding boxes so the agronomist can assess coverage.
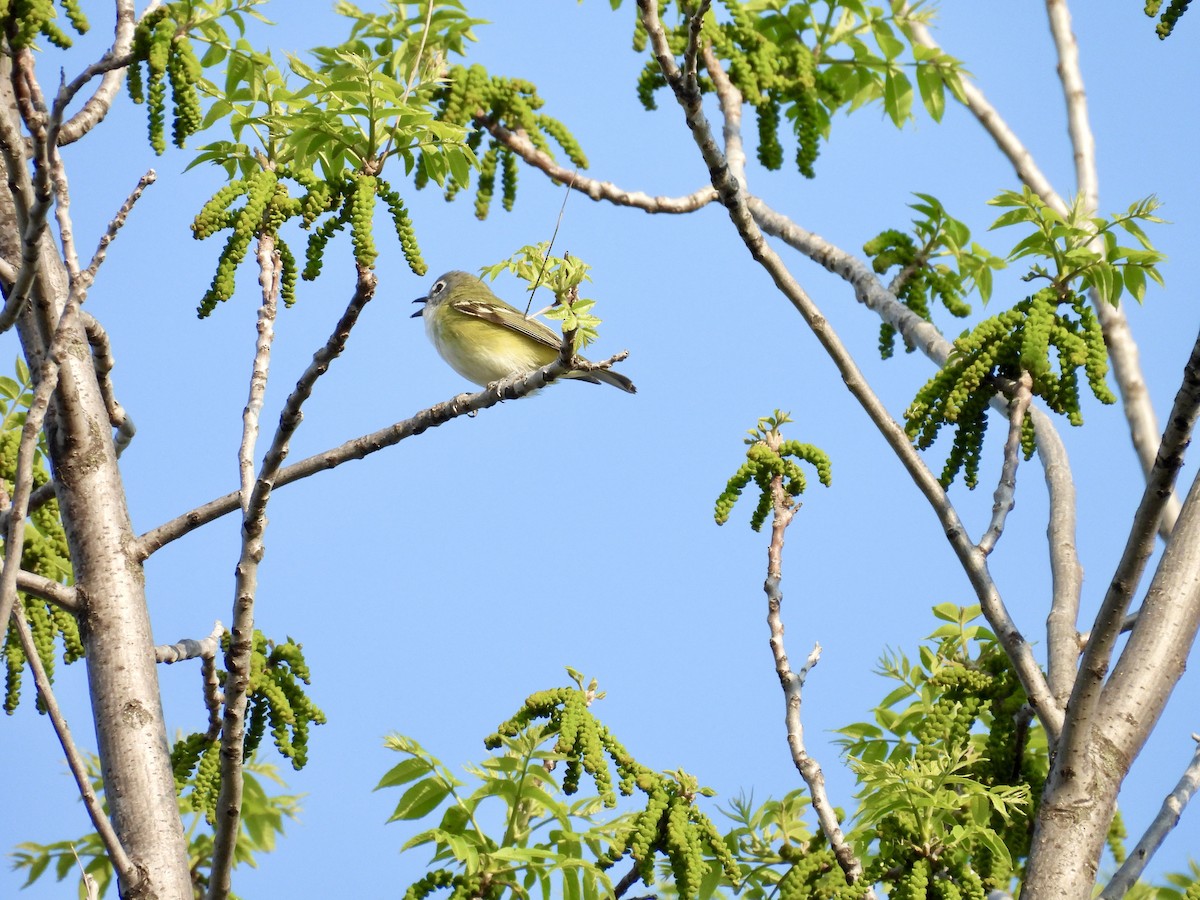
[0,70,193,899]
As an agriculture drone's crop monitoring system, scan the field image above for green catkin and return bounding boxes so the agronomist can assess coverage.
[376,181,426,276]
[167,39,202,148]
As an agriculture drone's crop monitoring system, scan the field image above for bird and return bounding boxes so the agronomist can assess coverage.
[412,270,636,394]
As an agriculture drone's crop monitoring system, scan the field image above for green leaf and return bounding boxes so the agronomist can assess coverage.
[375,756,435,790]
[931,601,962,622]
[882,69,913,124]
[1087,262,1117,305]
[915,64,945,121]
[1123,265,1147,302]
[990,208,1036,230]
[0,376,21,400]
[387,778,453,821]
[871,20,904,60]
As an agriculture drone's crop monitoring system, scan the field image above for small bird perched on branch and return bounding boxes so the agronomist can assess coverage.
[412,270,636,393]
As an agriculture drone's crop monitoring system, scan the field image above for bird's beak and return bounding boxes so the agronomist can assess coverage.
[411,297,427,319]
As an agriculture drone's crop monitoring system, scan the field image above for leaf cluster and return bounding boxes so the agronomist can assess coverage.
[904,189,1164,489]
[714,411,831,530]
[717,790,868,900]
[380,670,738,900]
[989,188,1165,307]
[838,604,1043,896]
[626,0,966,178]
[479,246,602,350]
[12,752,301,899]
[865,193,1004,359]
[130,2,492,313]
[0,359,80,716]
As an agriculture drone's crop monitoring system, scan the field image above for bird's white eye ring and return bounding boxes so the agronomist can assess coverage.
[432,279,446,296]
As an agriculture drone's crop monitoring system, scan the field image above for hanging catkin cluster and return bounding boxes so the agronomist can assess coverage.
[170,631,325,823]
[714,413,832,531]
[426,64,588,219]
[1146,0,1192,38]
[905,287,1114,488]
[632,0,843,178]
[0,428,80,715]
[486,686,740,896]
[773,836,869,900]
[191,166,425,315]
[126,6,203,154]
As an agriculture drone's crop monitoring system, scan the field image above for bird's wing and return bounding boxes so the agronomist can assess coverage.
[453,298,566,351]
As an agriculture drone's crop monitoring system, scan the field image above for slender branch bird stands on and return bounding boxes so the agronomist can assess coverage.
[412,270,636,393]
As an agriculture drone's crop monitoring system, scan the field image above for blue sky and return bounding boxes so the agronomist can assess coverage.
[2,2,1198,896]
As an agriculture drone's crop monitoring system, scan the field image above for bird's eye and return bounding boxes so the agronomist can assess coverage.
[431,279,446,296]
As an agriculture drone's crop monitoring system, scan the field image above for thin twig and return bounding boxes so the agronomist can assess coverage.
[208,264,382,899]
[613,861,642,898]
[681,0,712,91]
[638,0,1061,742]
[81,169,157,288]
[156,620,225,665]
[978,371,1033,556]
[759,427,869,889]
[524,171,576,318]
[1098,734,1200,899]
[10,603,136,882]
[0,482,57,537]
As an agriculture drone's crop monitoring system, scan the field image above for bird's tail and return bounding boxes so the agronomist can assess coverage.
[592,368,637,394]
[570,367,637,393]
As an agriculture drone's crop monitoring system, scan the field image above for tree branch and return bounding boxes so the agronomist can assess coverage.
[54,0,145,145]
[0,222,85,651]
[1099,734,1200,899]
[10,602,136,885]
[760,424,873,891]
[978,372,1032,556]
[240,236,280,509]
[155,620,224,665]
[134,347,607,561]
[480,118,717,213]
[1040,419,1083,709]
[638,0,1061,741]
[0,52,55,333]
[1060,322,1200,770]
[14,570,77,613]
[206,257,381,898]
[80,311,137,456]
